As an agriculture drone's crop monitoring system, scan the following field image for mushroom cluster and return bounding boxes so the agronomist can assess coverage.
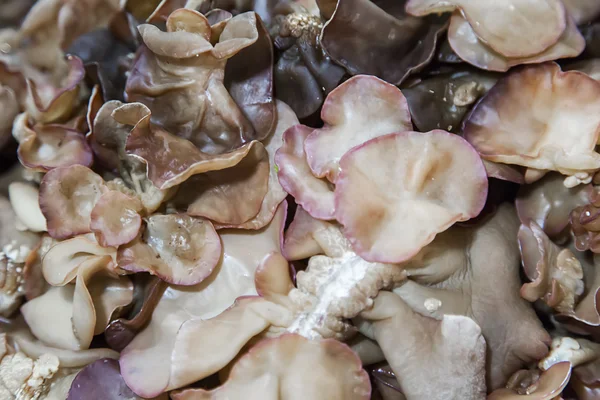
[2,0,600,399]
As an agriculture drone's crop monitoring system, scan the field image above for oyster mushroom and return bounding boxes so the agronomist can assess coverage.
[21,236,133,350]
[126,9,272,154]
[487,362,572,400]
[170,334,371,400]
[335,130,487,263]
[117,214,221,285]
[406,0,584,71]
[463,63,600,180]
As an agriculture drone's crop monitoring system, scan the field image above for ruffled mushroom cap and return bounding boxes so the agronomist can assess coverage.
[22,251,133,350]
[67,358,168,400]
[320,0,446,85]
[126,9,271,154]
[554,252,600,337]
[516,172,590,238]
[7,182,46,232]
[117,214,221,285]
[359,291,487,400]
[335,130,487,263]
[406,0,566,58]
[38,165,108,240]
[18,0,125,50]
[303,75,413,183]
[275,124,336,219]
[406,0,584,71]
[125,111,265,189]
[392,204,550,389]
[225,100,298,230]
[170,334,371,400]
[12,114,92,172]
[173,142,269,225]
[448,12,583,72]
[518,222,584,313]
[119,202,286,397]
[0,84,19,149]
[463,63,600,178]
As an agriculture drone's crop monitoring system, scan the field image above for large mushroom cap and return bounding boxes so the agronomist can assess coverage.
[335,130,487,263]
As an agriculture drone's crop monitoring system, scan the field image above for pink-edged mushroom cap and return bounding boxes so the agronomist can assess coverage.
[516,173,590,238]
[13,113,93,172]
[39,165,108,240]
[335,130,487,263]
[518,222,584,313]
[90,191,143,248]
[170,334,371,400]
[405,0,567,58]
[447,14,584,73]
[119,202,287,397]
[487,362,572,400]
[275,125,335,220]
[303,75,413,182]
[463,63,600,175]
[24,55,85,124]
[118,214,221,285]
[175,143,269,226]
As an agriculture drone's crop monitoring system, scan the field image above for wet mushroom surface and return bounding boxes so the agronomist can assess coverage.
[2,1,600,399]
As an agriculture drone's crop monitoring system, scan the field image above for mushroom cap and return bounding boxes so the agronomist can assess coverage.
[335,130,487,263]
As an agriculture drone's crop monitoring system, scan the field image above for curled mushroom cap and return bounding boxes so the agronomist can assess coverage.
[446,13,584,72]
[125,112,265,190]
[173,142,269,226]
[275,124,336,220]
[119,202,286,397]
[12,114,93,172]
[487,362,571,400]
[118,214,221,285]
[39,165,108,240]
[22,249,133,351]
[406,0,566,58]
[335,130,487,263]
[516,172,590,238]
[7,182,46,232]
[463,63,600,177]
[319,0,446,86]
[518,222,584,313]
[126,9,269,154]
[171,334,371,400]
[227,100,298,230]
[303,75,413,182]
[282,205,330,261]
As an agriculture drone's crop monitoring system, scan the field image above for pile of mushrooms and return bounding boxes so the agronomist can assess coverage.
[2,0,600,399]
